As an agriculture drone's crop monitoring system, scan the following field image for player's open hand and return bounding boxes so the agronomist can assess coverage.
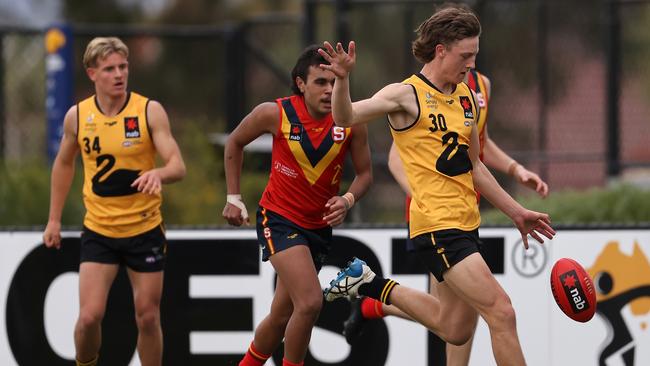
[513,165,549,198]
[514,209,555,249]
[323,196,348,227]
[132,169,163,195]
[43,220,62,249]
[318,41,356,79]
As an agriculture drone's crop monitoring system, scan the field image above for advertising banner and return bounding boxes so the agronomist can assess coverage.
[0,228,648,365]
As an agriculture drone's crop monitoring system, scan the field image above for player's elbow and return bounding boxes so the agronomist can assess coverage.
[333,119,353,127]
[224,134,247,156]
[176,160,187,180]
[166,156,186,182]
[333,111,355,127]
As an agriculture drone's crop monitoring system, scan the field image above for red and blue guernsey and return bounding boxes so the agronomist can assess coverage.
[259,95,352,229]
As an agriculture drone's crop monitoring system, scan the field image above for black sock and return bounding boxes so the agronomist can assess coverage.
[358,277,399,305]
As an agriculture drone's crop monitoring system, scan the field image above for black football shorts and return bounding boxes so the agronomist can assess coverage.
[410,228,482,282]
[256,206,332,271]
[80,224,167,272]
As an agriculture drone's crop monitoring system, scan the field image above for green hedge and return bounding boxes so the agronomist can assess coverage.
[3,154,650,228]
[0,159,85,227]
[0,122,267,228]
[480,184,650,225]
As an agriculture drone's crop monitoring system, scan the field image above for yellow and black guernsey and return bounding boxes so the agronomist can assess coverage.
[391,73,481,238]
[77,92,161,238]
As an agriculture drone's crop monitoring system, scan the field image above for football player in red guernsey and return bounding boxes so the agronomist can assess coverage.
[222,45,372,366]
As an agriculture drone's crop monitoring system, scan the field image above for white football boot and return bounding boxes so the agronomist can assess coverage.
[324,257,376,302]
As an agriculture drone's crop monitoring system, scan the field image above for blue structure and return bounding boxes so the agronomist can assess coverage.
[45,25,73,162]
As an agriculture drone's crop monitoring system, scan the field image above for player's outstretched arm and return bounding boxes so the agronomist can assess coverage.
[44,106,80,249]
[222,102,278,226]
[470,123,555,248]
[473,159,555,249]
[319,41,409,127]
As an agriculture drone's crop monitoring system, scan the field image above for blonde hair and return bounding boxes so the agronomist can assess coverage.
[83,37,129,68]
[412,4,481,64]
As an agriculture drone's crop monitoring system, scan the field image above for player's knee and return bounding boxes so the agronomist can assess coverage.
[134,305,160,331]
[77,309,104,330]
[486,294,516,329]
[444,326,474,346]
[292,292,323,319]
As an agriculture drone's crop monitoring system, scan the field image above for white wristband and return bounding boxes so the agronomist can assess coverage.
[226,194,249,220]
[342,192,355,210]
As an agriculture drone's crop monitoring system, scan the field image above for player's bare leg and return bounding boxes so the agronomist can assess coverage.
[365,274,476,366]
[327,256,516,363]
[380,303,411,319]
[386,280,478,346]
[431,275,477,366]
[442,253,525,366]
[447,334,474,366]
[269,245,323,363]
[75,262,119,363]
[248,276,295,354]
[348,254,523,365]
[127,270,164,366]
[327,258,476,346]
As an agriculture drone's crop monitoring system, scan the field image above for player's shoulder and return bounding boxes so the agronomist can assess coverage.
[146,99,164,113]
[64,104,78,124]
[252,101,280,120]
[377,82,415,100]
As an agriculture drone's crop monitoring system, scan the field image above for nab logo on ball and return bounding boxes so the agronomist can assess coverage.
[550,258,596,322]
[559,270,590,313]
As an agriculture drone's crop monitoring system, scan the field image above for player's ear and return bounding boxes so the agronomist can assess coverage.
[86,67,96,82]
[435,43,446,58]
[295,76,306,94]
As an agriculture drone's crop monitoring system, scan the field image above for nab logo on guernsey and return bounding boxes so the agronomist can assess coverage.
[124,117,140,138]
[459,96,473,119]
[560,270,590,313]
[289,124,302,141]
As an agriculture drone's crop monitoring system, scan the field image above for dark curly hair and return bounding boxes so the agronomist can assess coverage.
[291,45,329,95]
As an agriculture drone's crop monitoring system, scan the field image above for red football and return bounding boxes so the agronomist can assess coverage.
[550,258,597,322]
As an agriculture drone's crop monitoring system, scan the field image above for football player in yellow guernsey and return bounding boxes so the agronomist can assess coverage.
[344,71,550,366]
[320,5,555,366]
[43,37,186,366]
[343,67,551,366]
